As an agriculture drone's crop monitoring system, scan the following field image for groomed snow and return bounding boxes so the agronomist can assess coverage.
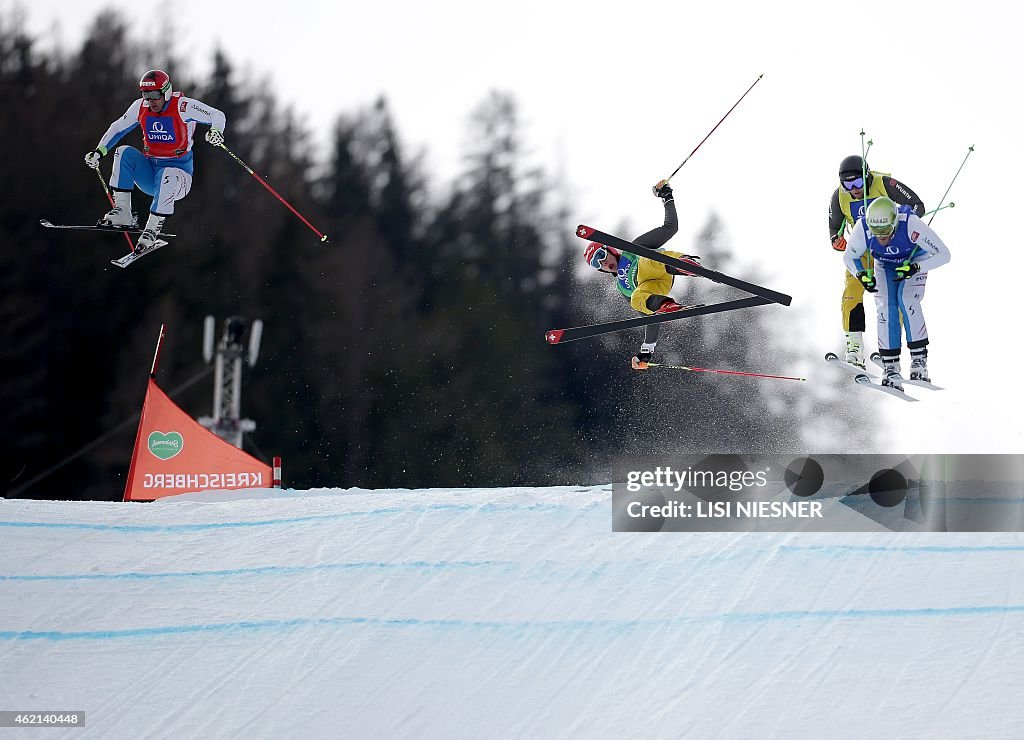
[2,487,1023,738]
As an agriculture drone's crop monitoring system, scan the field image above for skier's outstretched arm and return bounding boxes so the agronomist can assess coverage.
[906,215,951,272]
[844,225,869,277]
[180,97,227,135]
[884,177,926,217]
[633,187,678,250]
[828,188,846,249]
[95,100,143,154]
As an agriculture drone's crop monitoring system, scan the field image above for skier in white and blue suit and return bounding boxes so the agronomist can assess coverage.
[84,69,227,253]
[844,196,950,390]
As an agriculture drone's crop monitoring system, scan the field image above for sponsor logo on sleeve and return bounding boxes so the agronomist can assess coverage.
[180,99,188,113]
[911,231,920,242]
[148,431,184,460]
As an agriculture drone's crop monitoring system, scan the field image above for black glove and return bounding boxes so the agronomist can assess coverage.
[893,261,920,282]
[652,180,673,201]
[857,270,877,293]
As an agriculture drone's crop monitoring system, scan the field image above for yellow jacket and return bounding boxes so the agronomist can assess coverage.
[630,250,687,315]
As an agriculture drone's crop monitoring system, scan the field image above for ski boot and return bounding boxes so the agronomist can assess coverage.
[99,190,138,228]
[136,213,166,254]
[909,350,930,382]
[631,343,656,371]
[844,331,865,369]
[880,356,904,392]
[654,299,685,314]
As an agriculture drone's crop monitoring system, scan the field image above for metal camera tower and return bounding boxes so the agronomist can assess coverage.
[198,316,263,449]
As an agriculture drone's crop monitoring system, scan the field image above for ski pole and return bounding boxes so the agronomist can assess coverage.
[216,143,328,242]
[94,167,136,252]
[928,145,974,226]
[641,362,806,381]
[923,203,955,218]
[859,130,870,193]
[904,146,972,262]
[666,73,763,182]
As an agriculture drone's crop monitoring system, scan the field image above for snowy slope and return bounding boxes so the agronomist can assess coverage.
[2,487,1024,739]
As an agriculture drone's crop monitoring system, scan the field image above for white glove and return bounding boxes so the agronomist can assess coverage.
[84,149,104,169]
[205,128,225,147]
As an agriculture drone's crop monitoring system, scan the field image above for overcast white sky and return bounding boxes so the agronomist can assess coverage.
[15,0,1024,452]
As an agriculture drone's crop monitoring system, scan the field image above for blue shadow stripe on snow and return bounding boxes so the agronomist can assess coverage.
[5,604,1024,641]
[0,560,519,581]
[4,545,1023,583]
[0,501,602,532]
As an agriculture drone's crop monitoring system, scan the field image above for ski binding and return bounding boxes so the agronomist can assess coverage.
[868,355,943,390]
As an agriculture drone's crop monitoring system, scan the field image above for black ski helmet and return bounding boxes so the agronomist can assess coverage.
[839,155,870,183]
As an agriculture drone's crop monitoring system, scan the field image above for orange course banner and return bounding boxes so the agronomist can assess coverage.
[124,379,272,501]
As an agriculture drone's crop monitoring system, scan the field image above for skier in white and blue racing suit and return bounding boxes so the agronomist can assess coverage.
[84,69,226,253]
[844,196,950,389]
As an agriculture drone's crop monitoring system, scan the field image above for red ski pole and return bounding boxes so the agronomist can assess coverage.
[643,362,805,382]
[94,167,136,252]
[217,143,328,242]
[666,73,764,183]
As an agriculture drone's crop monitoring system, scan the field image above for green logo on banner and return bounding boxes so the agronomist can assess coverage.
[148,431,184,460]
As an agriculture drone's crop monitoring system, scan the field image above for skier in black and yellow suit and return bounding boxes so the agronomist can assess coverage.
[827,155,925,367]
[583,180,700,369]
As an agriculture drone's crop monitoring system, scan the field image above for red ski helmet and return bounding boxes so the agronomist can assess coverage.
[584,241,620,271]
[139,69,172,102]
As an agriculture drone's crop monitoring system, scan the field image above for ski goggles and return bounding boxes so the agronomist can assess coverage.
[841,176,865,191]
[868,223,897,237]
[588,246,609,269]
[141,90,164,100]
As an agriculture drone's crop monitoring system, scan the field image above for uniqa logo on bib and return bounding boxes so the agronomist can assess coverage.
[147,118,175,142]
[148,431,184,460]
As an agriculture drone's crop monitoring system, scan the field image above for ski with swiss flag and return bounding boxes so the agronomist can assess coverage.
[576,225,792,306]
[545,296,773,344]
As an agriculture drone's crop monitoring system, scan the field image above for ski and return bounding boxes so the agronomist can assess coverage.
[869,355,944,390]
[111,240,170,268]
[40,219,176,238]
[854,373,919,402]
[576,225,792,307]
[824,351,882,377]
[545,296,773,344]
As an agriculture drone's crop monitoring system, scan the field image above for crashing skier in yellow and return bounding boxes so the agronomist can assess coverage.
[583,180,700,370]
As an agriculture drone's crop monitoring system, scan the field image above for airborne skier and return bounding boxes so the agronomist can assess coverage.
[84,69,227,253]
[583,180,701,369]
[827,155,925,368]
[844,196,950,390]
